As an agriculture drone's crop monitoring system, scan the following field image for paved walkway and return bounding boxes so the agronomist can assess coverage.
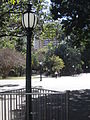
[0,73,90,92]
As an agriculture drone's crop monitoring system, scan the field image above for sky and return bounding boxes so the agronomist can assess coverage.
[46,0,51,4]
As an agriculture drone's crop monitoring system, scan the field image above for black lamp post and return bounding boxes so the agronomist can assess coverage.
[40,62,43,81]
[22,3,37,120]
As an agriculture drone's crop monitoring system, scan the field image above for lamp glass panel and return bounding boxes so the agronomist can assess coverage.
[24,13,28,28]
[40,62,42,65]
[29,13,34,28]
[22,15,24,27]
[34,15,37,28]
[22,12,37,29]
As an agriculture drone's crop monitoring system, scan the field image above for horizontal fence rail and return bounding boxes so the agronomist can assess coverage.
[0,88,68,120]
[1,88,89,120]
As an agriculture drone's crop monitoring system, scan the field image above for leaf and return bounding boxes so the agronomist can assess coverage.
[17,0,19,4]
[8,0,19,4]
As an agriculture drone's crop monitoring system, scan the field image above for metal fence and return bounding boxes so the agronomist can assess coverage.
[0,88,68,120]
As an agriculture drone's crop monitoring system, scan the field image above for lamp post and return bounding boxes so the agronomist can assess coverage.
[22,3,37,120]
[40,62,43,81]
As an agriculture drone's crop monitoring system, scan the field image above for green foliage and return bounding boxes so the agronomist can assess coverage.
[50,55,65,72]
[36,47,48,62]
[0,0,47,38]
[42,23,56,40]
[15,37,26,53]
[8,0,19,4]
[50,0,90,43]
[0,0,89,77]
[33,0,50,41]
[0,38,15,49]
[41,43,65,75]
[41,22,62,42]
[55,43,83,75]
[0,0,51,76]
[0,0,49,48]
[81,41,90,72]
[44,54,65,75]
[46,43,55,56]
[32,53,39,70]
[0,1,23,39]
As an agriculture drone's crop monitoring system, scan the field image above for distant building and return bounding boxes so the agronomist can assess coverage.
[33,37,60,50]
[33,35,43,50]
[43,39,51,47]
[33,31,66,50]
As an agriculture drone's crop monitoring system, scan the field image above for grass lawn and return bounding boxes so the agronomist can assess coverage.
[0,75,41,80]
[0,76,25,80]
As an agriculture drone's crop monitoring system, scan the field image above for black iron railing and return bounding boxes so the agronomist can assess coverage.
[0,88,68,120]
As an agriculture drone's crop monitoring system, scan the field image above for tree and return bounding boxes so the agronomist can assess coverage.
[81,42,90,73]
[44,54,65,75]
[32,53,39,71]
[0,37,15,49]
[8,0,19,4]
[36,47,48,62]
[0,0,51,77]
[0,0,49,52]
[50,0,90,44]
[55,43,83,75]
[0,0,49,38]
[42,43,64,75]
[0,48,25,78]
[41,21,63,45]
[50,0,90,75]
[0,1,24,38]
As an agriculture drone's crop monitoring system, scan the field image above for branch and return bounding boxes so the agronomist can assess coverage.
[0,2,23,18]
[0,33,26,38]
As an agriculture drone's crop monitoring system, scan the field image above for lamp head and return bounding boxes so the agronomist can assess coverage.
[22,3,37,30]
[40,62,43,65]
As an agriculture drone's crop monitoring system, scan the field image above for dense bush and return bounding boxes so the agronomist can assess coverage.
[0,48,25,78]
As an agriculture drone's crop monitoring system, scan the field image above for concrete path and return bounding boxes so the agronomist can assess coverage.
[0,73,90,92]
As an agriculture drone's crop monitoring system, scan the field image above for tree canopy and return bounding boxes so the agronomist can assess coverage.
[0,0,49,38]
[0,0,90,77]
[50,0,90,42]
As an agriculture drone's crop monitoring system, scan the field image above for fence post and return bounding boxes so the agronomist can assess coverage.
[66,90,70,120]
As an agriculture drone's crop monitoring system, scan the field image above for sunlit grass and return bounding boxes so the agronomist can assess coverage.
[0,75,45,80]
[0,76,25,80]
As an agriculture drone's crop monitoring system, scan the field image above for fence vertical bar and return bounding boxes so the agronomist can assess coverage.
[61,94,63,120]
[10,94,12,120]
[7,95,9,120]
[4,95,6,120]
[1,95,3,120]
[66,91,69,120]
